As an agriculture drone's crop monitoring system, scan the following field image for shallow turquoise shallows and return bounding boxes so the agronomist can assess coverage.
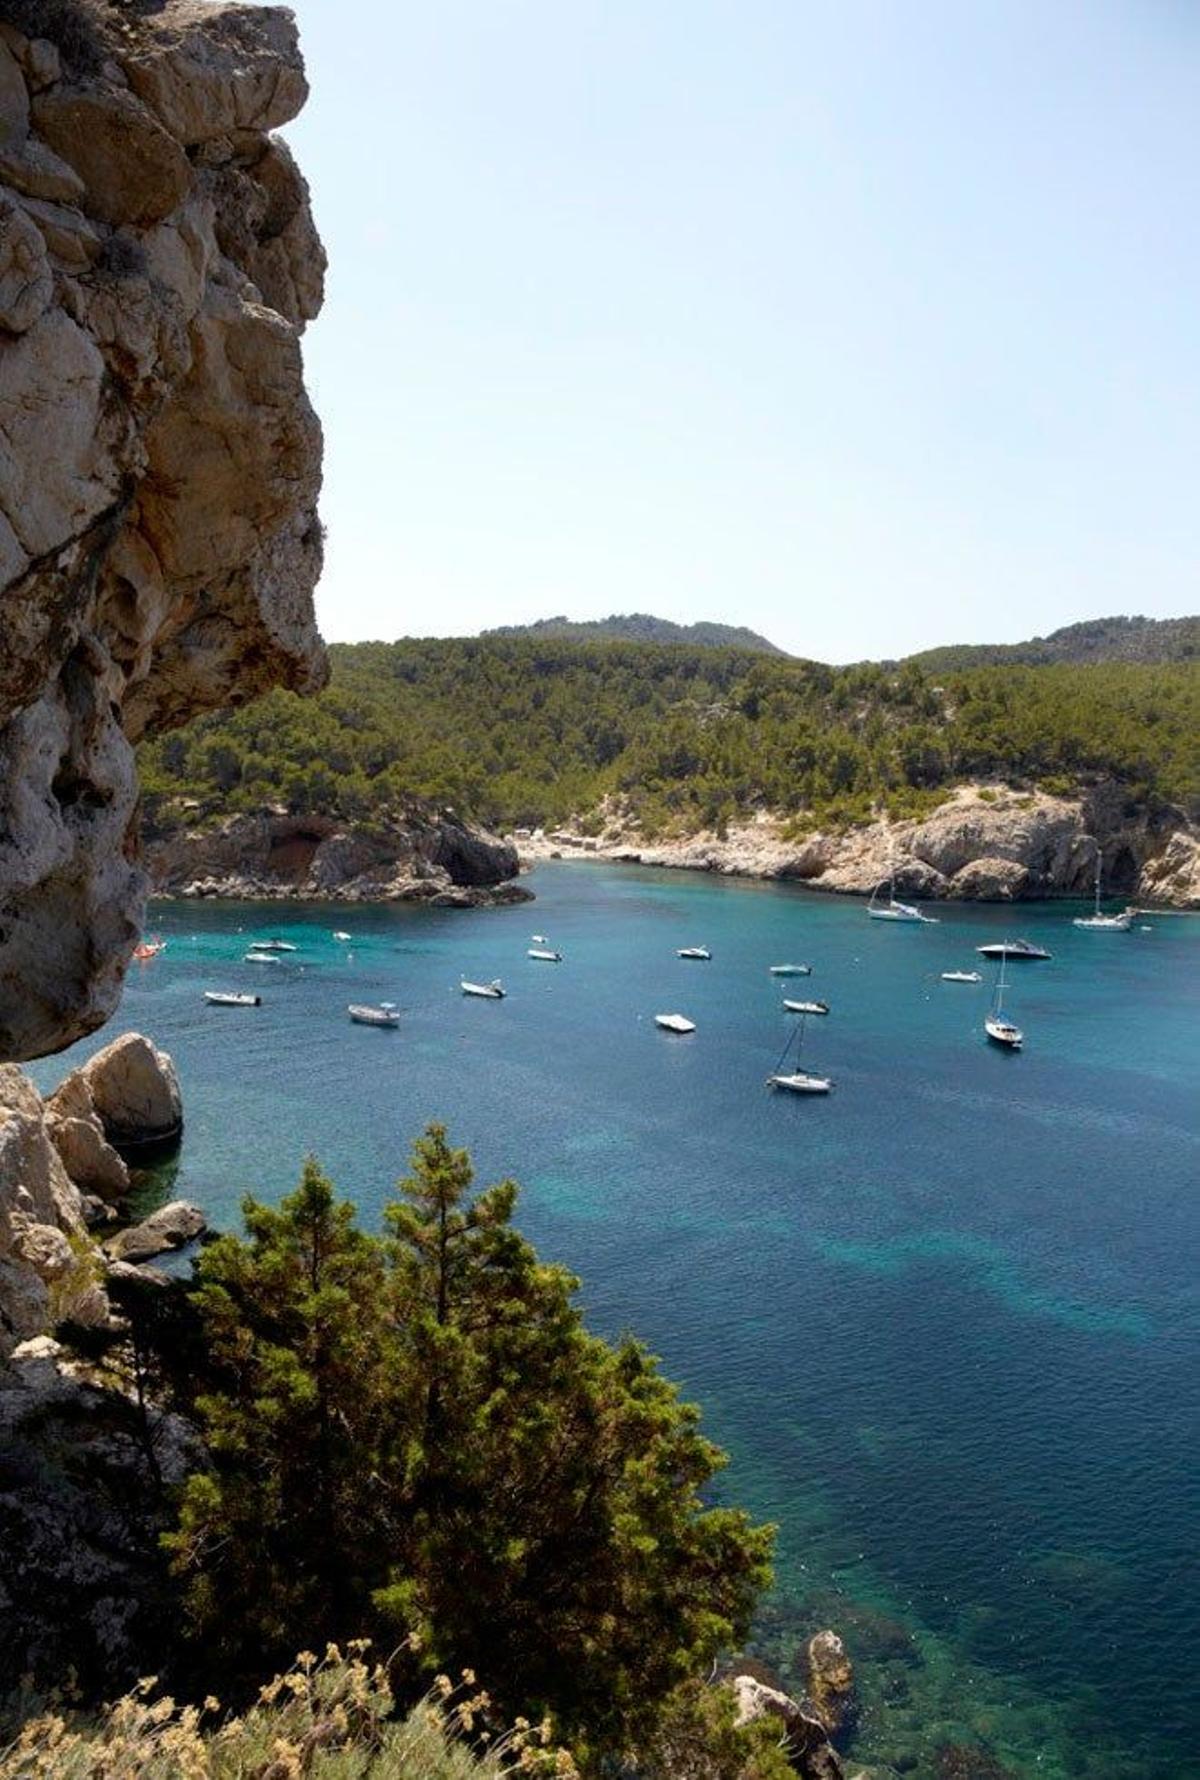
[33,864,1199,1779]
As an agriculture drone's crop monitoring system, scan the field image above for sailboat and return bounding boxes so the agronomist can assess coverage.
[867,856,937,923]
[767,1012,833,1094]
[1073,850,1133,931]
[984,951,1023,1050]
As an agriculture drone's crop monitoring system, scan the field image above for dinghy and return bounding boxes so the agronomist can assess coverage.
[783,999,829,1016]
[532,934,550,943]
[244,951,281,964]
[941,970,982,983]
[133,936,166,961]
[677,946,711,960]
[655,1013,696,1034]
[769,963,811,977]
[333,930,352,941]
[527,948,562,962]
[461,979,505,999]
[348,1003,399,1027]
[204,990,261,1007]
[250,938,298,952]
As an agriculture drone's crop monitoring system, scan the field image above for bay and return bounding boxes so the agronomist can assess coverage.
[33,862,1200,1779]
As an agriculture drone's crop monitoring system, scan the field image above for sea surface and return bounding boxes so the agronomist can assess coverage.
[32,863,1199,1779]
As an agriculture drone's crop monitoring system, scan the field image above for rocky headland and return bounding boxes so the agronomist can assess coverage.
[0,0,326,1060]
[144,805,532,905]
[517,782,1200,909]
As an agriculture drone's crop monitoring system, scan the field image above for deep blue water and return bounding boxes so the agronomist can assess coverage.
[33,864,1200,1778]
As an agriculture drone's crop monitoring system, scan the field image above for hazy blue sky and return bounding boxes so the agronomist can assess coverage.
[287,1,1199,661]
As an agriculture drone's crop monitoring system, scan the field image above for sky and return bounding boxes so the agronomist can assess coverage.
[285,0,1200,662]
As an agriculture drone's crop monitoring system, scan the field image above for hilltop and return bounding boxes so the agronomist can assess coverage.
[484,613,786,653]
[905,614,1198,672]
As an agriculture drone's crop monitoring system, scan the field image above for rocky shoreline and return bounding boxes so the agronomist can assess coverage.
[513,783,1200,909]
[144,808,533,908]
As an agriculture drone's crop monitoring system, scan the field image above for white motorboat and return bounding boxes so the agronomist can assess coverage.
[244,951,281,964]
[1073,850,1133,931]
[984,953,1023,1049]
[204,990,261,1007]
[462,979,505,999]
[348,1003,399,1027]
[976,939,1051,961]
[250,938,298,952]
[655,1013,696,1034]
[333,930,352,941]
[532,934,550,943]
[867,867,937,923]
[783,998,829,1016]
[769,963,812,976]
[941,970,982,984]
[527,947,562,962]
[767,1011,833,1093]
[677,946,712,960]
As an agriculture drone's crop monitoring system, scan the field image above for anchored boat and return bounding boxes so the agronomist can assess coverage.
[528,948,563,962]
[204,990,260,1007]
[984,954,1023,1050]
[769,963,811,976]
[783,998,829,1016]
[976,939,1051,961]
[677,946,712,960]
[655,1013,696,1034]
[1073,850,1133,931]
[462,979,505,999]
[348,1003,399,1027]
[767,1012,833,1094]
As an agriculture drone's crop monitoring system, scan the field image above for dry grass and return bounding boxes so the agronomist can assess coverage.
[0,1647,577,1779]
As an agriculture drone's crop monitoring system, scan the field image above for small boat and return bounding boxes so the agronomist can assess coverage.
[204,990,260,1007]
[976,939,1051,961]
[984,953,1023,1049]
[941,970,982,984]
[333,930,352,942]
[769,963,812,977]
[532,934,550,944]
[250,938,298,953]
[868,860,938,924]
[348,1003,399,1027]
[677,946,712,960]
[783,999,829,1016]
[462,979,505,999]
[527,947,563,962]
[244,950,281,964]
[767,1011,832,1094]
[133,937,167,961]
[1073,850,1133,931]
[655,1013,696,1034]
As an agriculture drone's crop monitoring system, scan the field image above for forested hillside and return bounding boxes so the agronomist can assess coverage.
[906,614,1199,672]
[138,638,1199,840]
[484,613,785,653]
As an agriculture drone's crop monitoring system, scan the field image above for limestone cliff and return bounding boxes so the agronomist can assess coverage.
[144,806,533,906]
[522,783,1200,907]
[0,0,326,1061]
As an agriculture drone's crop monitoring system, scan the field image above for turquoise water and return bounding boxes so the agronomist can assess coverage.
[33,865,1199,1778]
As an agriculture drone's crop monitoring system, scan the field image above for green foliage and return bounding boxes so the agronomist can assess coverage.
[484,613,785,654]
[137,637,1200,837]
[906,612,1200,672]
[163,1132,773,1762]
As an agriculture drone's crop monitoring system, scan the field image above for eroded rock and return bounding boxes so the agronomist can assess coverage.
[104,1198,205,1262]
[805,1630,855,1735]
[0,0,326,1062]
[81,1031,182,1151]
[728,1671,845,1780]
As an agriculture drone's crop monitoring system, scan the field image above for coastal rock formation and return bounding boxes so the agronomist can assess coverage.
[104,1197,205,1262]
[805,1630,855,1735]
[728,1670,845,1779]
[0,1033,181,1356]
[0,0,326,1062]
[145,807,532,905]
[521,784,1198,906]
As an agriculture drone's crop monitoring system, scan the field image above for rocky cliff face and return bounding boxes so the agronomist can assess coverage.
[527,784,1200,907]
[145,807,533,906]
[0,0,326,1061]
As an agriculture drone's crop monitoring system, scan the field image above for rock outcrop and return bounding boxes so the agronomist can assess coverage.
[728,1669,845,1779]
[520,783,1199,907]
[0,1032,183,1357]
[145,807,533,905]
[0,0,326,1062]
[805,1630,855,1735]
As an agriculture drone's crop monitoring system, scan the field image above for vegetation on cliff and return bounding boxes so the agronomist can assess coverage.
[905,612,1200,672]
[105,1129,772,1770]
[139,637,1200,839]
[484,613,785,653]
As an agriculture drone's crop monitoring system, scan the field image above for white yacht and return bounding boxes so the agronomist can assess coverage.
[783,998,829,1016]
[941,970,982,984]
[677,946,712,960]
[868,865,937,923]
[462,979,506,999]
[655,1013,696,1034]
[769,963,812,977]
[976,939,1051,961]
[348,1003,399,1027]
[767,1012,833,1094]
[1073,851,1133,931]
[527,947,563,962]
[204,990,261,1007]
[984,954,1023,1050]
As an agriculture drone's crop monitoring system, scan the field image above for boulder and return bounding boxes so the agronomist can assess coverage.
[728,1672,845,1780]
[805,1630,855,1734]
[80,1034,182,1151]
[118,0,309,147]
[1138,830,1200,909]
[30,85,191,227]
[104,1199,205,1262]
[946,857,1029,901]
[46,1070,130,1198]
[0,192,52,332]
